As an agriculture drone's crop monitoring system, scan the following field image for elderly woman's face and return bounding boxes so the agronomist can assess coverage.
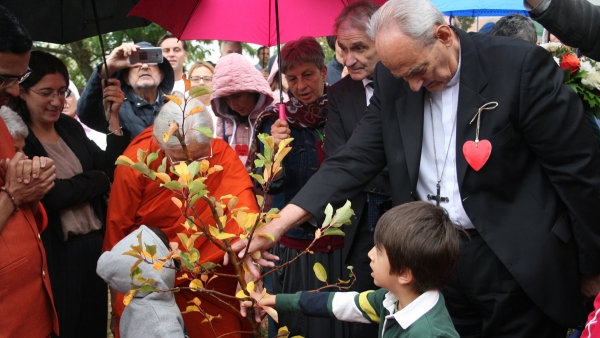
[163,140,211,165]
[20,72,67,126]
[62,90,77,117]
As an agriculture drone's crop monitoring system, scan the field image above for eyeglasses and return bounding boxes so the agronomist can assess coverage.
[131,63,159,68]
[190,76,213,83]
[29,88,71,100]
[0,67,32,88]
[167,143,214,167]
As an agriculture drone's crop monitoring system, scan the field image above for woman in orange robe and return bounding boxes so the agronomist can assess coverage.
[104,111,258,338]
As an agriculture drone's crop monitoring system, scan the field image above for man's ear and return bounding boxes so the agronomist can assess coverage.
[396,268,414,286]
[435,25,454,47]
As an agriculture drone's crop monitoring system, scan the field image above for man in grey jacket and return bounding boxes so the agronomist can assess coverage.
[526,0,600,61]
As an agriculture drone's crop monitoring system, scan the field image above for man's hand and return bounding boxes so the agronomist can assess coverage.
[270,119,291,150]
[103,43,140,77]
[581,273,600,300]
[102,78,125,133]
[3,153,56,206]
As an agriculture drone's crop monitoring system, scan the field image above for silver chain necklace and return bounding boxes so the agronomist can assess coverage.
[426,95,458,206]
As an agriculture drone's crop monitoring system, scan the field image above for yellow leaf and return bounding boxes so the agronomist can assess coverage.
[258,233,275,242]
[246,281,255,294]
[188,105,204,115]
[164,94,182,106]
[201,313,222,323]
[216,232,237,240]
[313,262,327,282]
[183,75,191,92]
[266,213,281,219]
[123,290,137,306]
[199,159,210,174]
[171,197,183,208]
[181,305,201,314]
[177,273,189,281]
[277,327,290,338]
[162,122,179,143]
[219,215,228,227]
[314,229,322,240]
[192,297,201,307]
[155,172,171,183]
[190,279,204,291]
[207,165,223,175]
[115,155,135,166]
[153,261,164,271]
[251,251,262,260]
[235,288,248,299]
[262,305,279,323]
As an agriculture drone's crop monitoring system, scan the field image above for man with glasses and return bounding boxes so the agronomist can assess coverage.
[77,41,174,140]
[104,98,260,338]
[0,5,58,337]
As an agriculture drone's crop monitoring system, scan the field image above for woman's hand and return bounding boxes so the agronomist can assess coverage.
[270,119,291,150]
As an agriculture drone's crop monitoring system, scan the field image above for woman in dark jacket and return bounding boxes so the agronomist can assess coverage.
[9,51,127,338]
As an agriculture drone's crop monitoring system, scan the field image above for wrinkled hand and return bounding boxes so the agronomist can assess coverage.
[3,153,56,205]
[270,119,291,150]
[581,273,600,300]
[224,240,279,279]
[102,78,125,127]
[238,277,266,322]
[105,43,140,76]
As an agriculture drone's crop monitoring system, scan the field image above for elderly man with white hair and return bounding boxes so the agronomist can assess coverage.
[103,98,259,338]
[234,0,600,336]
[0,106,27,153]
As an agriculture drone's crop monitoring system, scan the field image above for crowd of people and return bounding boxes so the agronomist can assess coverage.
[0,0,599,337]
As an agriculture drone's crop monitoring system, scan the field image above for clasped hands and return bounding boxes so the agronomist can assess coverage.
[1,152,56,207]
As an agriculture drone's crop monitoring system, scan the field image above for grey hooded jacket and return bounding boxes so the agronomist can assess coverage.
[97,225,184,338]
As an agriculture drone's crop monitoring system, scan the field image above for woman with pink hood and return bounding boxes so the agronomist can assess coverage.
[211,53,273,169]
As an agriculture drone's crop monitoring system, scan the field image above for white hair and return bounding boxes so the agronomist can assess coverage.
[0,106,28,139]
[153,98,213,149]
[367,0,446,45]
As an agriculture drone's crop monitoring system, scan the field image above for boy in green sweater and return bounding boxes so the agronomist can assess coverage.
[256,201,462,337]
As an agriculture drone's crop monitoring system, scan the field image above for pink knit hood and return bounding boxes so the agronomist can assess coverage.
[211,53,274,120]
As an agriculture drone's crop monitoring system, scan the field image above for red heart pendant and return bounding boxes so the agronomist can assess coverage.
[234,144,249,157]
[463,140,492,171]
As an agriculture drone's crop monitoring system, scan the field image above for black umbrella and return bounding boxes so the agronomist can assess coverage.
[2,0,150,45]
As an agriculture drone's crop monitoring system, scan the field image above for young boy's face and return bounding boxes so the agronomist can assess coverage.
[368,245,397,290]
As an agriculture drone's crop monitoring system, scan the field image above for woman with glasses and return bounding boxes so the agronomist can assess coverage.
[188,60,217,135]
[7,51,128,338]
[211,53,274,170]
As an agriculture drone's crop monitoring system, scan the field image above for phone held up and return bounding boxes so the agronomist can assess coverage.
[129,47,163,64]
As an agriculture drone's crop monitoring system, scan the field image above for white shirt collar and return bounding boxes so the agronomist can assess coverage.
[446,46,462,88]
[362,78,374,105]
[383,290,440,329]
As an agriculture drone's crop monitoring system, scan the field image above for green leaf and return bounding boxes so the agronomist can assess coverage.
[131,162,150,176]
[313,262,327,283]
[162,181,183,190]
[201,262,219,270]
[323,228,345,237]
[187,161,200,177]
[145,244,157,258]
[329,200,355,228]
[190,193,203,206]
[177,233,190,249]
[188,179,206,195]
[146,151,159,166]
[157,157,167,173]
[179,253,194,270]
[131,267,142,280]
[254,159,264,168]
[137,149,148,163]
[322,203,333,229]
[147,170,156,180]
[139,284,158,292]
[193,126,214,138]
[115,158,133,167]
[189,85,212,98]
[249,173,265,185]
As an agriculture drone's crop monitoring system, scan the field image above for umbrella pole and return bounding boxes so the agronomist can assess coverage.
[90,0,111,81]
[275,0,286,120]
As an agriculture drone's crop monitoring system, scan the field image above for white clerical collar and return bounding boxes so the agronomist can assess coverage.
[382,290,439,329]
[446,46,462,88]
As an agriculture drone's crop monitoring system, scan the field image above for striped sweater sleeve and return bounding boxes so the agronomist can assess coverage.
[276,289,387,324]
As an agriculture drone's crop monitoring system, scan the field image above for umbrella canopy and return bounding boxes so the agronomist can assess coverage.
[431,0,528,17]
[3,0,150,44]
[129,0,386,47]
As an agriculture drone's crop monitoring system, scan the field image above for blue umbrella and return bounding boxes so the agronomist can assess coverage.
[431,0,528,19]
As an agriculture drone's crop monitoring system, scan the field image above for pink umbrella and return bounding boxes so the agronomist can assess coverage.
[129,0,385,47]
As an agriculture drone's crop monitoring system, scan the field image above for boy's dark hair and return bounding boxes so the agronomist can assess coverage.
[147,227,180,269]
[0,5,32,54]
[157,32,188,52]
[373,201,462,294]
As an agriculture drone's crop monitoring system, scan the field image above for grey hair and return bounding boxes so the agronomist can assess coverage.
[0,106,28,139]
[491,14,538,44]
[153,98,213,149]
[334,1,380,37]
[367,0,446,46]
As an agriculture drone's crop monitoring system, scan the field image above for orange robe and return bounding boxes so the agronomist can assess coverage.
[104,126,257,338]
[0,120,58,338]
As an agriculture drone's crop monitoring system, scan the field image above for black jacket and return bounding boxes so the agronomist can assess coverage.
[293,29,600,327]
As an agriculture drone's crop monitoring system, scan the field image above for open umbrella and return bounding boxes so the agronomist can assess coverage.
[2,0,150,44]
[129,0,386,114]
[430,0,528,25]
